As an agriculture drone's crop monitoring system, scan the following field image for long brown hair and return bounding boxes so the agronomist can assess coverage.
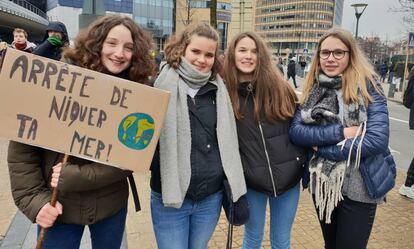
[63,15,155,84]
[225,32,297,122]
[164,22,220,77]
[301,28,379,105]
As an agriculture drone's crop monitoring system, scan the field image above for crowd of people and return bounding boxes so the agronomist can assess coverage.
[2,14,410,249]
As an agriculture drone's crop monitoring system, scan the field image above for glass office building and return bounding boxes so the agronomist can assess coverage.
[133,0,174,50]
[255,0,343,57]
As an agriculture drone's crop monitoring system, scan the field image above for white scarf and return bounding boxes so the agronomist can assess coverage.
[154,57,246,208]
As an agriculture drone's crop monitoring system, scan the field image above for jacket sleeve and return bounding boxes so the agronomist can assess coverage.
[57,160,131,193]
[32,40,57,59]
[289,108,345,147]
[7,141,51,222]
[316,84,389,161]
[403,76,414,108]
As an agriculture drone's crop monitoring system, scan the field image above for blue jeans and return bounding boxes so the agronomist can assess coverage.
[242,184,300,249]
[151,190,222,249]
[37,206,127,249]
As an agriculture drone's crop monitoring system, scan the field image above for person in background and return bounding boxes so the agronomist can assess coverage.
[33,21,69,60]
[150,22,246,249]
[393,61,405,91]
[224,31,306,249]
[277,57,284,75]
[299,58,307,77]
[388,61,396,84]
[379,61,388,83]
[399,66,414,199]
[8,15,155,249]
[289,28,395,249]
[287,57,297,88]
[10,28,36,53]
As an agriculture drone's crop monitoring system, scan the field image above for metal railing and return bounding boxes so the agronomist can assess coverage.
[9,0,47,19]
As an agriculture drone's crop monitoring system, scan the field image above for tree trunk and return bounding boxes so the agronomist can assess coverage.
[210,0,217,28]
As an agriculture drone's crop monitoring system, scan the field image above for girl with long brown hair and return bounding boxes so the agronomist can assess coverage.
[225,31,306,249]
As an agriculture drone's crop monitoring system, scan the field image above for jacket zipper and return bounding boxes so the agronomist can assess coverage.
[246,83,277,197]
[258,123,277,197]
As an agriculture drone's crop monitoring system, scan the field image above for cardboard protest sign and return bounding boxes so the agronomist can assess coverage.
[0,48,170,172]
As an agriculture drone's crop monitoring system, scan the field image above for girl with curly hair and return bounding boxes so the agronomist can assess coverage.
[8,15,155,249]
[150,22,246,249]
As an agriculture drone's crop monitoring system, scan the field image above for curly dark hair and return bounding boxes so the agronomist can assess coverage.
[63,15,155,84]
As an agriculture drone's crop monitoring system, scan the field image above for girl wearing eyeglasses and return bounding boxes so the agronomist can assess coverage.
[289,28,395,249]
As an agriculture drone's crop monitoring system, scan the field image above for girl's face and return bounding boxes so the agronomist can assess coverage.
[319,36,350,77]
[184,35,216,73]
[101,25,133,74]
[234,37,257,81]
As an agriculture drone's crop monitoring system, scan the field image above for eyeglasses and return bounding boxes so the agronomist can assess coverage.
[319,49,349,60]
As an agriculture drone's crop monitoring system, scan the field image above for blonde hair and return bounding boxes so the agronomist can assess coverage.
[301,28,379,105]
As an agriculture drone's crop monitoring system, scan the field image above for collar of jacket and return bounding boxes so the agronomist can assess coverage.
[238,81,255,97]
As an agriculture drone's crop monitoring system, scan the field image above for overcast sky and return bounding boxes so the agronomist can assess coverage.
[341,0,410,42]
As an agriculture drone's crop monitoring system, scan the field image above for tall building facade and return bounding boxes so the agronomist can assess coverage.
[228,0,255,44]
[333,0,344,27]
[46,0,175,50]
[175,0,232,51]
[47,0,133,41]
[133,0,174,50]
[255,0,344,58]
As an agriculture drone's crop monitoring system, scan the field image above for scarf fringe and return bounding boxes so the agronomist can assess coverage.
[310,161,346,223]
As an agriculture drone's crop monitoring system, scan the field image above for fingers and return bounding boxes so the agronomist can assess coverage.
[55,201,63,215]
[343,126,361,139]
[51,163,62,188]
[36,202,62,228]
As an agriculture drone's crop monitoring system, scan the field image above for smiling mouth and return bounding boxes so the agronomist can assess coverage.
[110,59,124,66]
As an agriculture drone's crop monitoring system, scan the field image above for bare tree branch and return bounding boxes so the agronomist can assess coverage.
[389,0,414,26]
[177,0,196,26]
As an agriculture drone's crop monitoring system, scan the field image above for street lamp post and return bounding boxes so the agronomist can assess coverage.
[351,3,368,39]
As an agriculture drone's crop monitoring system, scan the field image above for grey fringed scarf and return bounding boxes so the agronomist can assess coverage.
[301,73,367,223]
[154,57,246,208]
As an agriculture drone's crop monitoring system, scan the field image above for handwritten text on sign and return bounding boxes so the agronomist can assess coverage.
[0,48,169,171]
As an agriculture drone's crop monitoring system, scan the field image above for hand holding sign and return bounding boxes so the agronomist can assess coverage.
[51,162,63,188]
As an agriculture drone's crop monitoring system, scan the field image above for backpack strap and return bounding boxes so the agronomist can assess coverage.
[127,174,141,212]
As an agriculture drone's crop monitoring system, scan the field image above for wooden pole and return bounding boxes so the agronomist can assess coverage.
[35,154,69,249]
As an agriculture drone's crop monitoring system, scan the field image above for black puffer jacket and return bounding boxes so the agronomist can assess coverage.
[236,82,306,196]
[287,61,296,76]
